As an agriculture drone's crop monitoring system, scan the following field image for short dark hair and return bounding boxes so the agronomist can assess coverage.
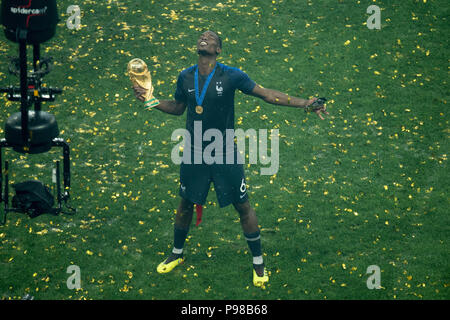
[207,30,222,49]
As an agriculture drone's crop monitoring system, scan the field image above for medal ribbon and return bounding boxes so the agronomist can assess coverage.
[195,63,218,107]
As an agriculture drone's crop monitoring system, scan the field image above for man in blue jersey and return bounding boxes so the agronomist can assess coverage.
[133,31,328,287]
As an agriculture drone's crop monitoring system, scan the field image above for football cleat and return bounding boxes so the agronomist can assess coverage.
[253,267,269,288]
[157,257,184,274]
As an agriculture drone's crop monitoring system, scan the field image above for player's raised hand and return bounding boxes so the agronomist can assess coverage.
[306,97,329,120]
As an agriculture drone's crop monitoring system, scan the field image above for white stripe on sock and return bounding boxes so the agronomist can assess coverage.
[172,247,183,255]
[253,256,264,265]
[245,235,261,241]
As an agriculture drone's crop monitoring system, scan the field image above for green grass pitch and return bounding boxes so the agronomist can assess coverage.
[0,0,448,300]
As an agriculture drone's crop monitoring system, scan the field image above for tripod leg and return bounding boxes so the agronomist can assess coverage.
[52,139,71,198]
[56,160,61,209]
[0,159,3,225]
[4,161,8,207]
[0,146,2,204]
[62,141,71,195]
[1,161,9,225]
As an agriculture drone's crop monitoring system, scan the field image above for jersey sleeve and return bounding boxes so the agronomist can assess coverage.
[230,67,256,94]
[174,71,187,103]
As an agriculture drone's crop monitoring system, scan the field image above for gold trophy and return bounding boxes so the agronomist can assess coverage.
[127,58,160,109]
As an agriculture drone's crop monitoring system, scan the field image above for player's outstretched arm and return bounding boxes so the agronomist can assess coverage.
[133,85,186,116]
[250,84,329,120]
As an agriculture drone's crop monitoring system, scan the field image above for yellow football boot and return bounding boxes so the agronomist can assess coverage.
[253,267,269,287]
[157,257,184,274]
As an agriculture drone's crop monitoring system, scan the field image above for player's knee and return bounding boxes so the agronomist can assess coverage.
[233,200,251,218]
[176,199,194,227]
[179,198,194,214]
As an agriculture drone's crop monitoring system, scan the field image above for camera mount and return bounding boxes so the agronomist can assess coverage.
[0,0,73,224]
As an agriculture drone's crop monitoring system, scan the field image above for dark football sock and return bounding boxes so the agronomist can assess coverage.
[244,231,264,266]
[173,225,190,256]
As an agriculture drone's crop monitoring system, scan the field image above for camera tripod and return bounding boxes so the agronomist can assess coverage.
[0,27,73,225]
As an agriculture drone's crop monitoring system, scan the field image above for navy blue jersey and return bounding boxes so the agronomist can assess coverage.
[175,62,256,140]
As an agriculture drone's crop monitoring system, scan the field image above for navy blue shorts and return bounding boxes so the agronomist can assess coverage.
[179,162,248,207]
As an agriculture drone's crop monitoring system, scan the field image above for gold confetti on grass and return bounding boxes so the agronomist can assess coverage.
[0,0,447,301]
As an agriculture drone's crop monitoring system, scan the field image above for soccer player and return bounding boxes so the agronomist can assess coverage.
[133,31,328,287]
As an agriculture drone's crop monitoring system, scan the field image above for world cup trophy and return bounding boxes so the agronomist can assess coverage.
[127,58,160,109]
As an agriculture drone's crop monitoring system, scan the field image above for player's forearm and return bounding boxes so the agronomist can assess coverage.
[154,100,185,115]
[261,88,311,109]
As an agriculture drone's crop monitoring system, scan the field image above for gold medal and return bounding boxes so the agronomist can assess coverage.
[195,105,203,114]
